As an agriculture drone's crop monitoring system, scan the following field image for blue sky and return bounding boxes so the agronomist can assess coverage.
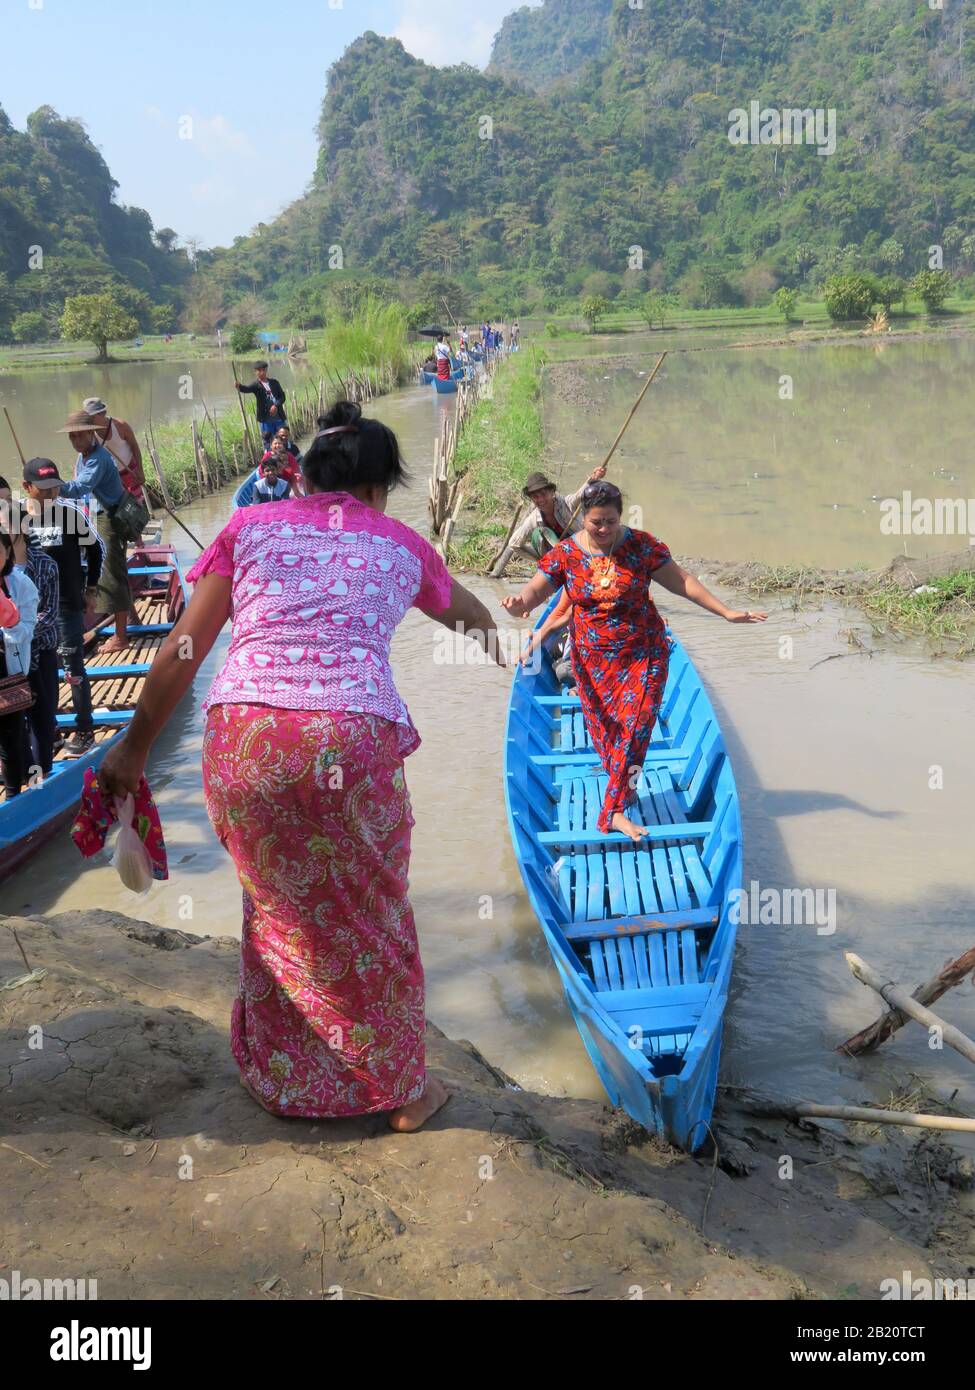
[3,0,534,249]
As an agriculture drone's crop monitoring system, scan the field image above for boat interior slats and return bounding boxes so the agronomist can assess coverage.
[505,633,740,1077]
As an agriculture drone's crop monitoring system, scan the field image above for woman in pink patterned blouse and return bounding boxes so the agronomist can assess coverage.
[100,402,502,1132]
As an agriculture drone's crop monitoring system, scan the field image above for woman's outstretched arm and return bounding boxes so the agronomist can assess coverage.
[99,574,233,797]
[419,577,506,665]
[500,571,556,619]
[652,561,767,623]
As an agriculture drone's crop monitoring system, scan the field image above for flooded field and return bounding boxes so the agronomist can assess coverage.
[544,333,975,568]
[1,347,973,1139]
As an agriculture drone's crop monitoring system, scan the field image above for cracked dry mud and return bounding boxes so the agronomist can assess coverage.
[1,911,972,1300]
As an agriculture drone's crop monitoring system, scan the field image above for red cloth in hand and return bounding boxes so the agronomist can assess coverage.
[71,767,169,881]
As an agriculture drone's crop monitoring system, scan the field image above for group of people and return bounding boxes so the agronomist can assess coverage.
[93,398,765,1133]
[421,323,520,380]
[0,396,148,797]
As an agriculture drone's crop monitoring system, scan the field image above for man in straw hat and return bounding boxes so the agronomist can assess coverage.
[82,397,148,507]
[510,463,607,562]
[55,410,132,654]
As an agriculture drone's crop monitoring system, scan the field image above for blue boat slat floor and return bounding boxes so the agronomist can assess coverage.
[504,616,742,1146]
[533,645,725,1066]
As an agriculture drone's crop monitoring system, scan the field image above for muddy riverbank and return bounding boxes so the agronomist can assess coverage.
[2,909,972,1300]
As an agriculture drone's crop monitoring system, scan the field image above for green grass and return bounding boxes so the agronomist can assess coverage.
[308,297,418,392]
[537,295,975,342]
[452,348,546,570]
[861,570,975,649]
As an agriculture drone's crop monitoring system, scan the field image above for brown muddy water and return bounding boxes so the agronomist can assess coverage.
[546,332,975,568]
[1,347,973,1140]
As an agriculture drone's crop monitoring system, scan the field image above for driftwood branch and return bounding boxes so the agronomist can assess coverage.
[838,945,975,1056]
[840,950,975,1065]
[739,1097,975,1134]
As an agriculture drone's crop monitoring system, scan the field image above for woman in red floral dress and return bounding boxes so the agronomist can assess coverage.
[502,482,766,841]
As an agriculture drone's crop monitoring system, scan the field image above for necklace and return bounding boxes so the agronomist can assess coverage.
[585,530,621,592]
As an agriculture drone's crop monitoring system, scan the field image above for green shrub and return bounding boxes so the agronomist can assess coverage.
[230,323,258,353]
[822,273,878,320]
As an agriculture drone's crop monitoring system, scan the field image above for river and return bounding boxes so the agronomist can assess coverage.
[1,341,973,1133]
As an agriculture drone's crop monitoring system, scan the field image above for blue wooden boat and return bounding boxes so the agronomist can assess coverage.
[503,615,741,1151]
[0,543,188,881]
[420,368,464,392]
[233,468,260,507]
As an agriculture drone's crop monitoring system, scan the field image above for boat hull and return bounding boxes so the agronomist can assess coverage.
[0,544,188,884]
[503,608,742,1151]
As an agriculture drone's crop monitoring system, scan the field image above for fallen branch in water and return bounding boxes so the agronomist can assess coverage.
[729,1093,975,1133]
[838,946,975,1057]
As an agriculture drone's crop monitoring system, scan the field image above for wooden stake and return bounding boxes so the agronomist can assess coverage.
[742,1097,975,1134]
[558,351,668,538]
[839,945,975,1055]
[843,952,975,1066]
[3,407,26,466]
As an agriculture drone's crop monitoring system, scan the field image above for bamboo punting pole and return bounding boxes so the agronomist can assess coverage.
[3,407,26,467]
[231,360,259,466]
[558,350,667,540]
[843,952,975,1066]
[144,431,205,552]
[839,945,975,1056]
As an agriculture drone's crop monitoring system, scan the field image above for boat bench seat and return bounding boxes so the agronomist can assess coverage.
[552,768,719,1000]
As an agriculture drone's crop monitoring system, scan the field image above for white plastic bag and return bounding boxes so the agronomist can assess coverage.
[112,794,155,895]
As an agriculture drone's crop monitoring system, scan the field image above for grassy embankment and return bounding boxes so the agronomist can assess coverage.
[862,571,975,651]
[451,349,546,571]
[145,300,420,504]
[536,294,975,345]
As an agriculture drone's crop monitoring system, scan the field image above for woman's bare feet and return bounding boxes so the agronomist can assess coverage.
[611,811,649,843]
[99,636,129,654]
[388,1076,450,1132]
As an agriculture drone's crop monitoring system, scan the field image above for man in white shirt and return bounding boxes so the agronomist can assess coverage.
[510,465,608,561]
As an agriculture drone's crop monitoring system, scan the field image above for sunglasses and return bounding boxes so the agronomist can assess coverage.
[582,481,622,502]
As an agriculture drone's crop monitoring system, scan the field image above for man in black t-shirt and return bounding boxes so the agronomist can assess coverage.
[22,457,104,757]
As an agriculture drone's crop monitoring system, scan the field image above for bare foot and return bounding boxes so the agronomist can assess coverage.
[99,636,130,654]
[388,1076,450,1132]
[611,812,649,843]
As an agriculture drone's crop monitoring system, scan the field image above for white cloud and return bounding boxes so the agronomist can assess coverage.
[390,0,538,68]
[143,106,255,160]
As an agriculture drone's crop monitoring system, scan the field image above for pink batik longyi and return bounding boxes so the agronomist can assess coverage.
[203,704,426,1117]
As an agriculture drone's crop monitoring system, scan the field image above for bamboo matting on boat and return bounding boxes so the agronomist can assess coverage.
[0,593,164,805]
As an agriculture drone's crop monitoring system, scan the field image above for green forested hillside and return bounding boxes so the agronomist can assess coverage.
[209,0,975,317]
[0,104,190,340]
[487,0,615,90]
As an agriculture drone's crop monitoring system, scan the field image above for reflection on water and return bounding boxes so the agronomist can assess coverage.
[544,333,975,568]
[1,357,972,1131]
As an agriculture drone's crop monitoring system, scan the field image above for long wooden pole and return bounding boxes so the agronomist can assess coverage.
[3,407,26,466]
[839,944,975,1056]
[747,1099,975,1134]
[144,431,205,551]
[232,360,258,466]
[844,952,975,1066]
[558,350,668,539]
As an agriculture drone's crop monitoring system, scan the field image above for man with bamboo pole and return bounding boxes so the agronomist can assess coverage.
[509,464,607,562]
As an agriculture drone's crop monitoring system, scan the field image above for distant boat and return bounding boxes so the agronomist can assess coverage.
[503,612,742,1151]
[0,544,189,882]
[419,369,464,393]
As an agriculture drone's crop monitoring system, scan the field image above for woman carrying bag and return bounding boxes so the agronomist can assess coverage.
[0,530,39,798]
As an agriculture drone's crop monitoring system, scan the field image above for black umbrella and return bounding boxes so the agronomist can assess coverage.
[416,324,447,337]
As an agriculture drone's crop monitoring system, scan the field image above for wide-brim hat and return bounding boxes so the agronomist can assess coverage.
[57,410,97,433]
[523,471,556,497]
